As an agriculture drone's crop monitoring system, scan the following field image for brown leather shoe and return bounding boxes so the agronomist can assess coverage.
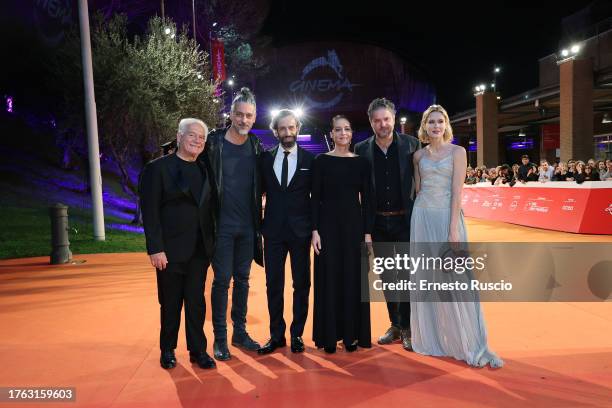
[377,326,401,345]
[400,329,413,351]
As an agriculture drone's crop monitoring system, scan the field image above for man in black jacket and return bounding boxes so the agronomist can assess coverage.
[257,109,314,355]
[518,155,531,183]
[354,98,421,351]
[204,88,264,361]
[140,118,217,370]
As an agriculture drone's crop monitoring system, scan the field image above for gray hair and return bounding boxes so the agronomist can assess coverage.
[178,118,208,135]
[367,97,396,119]
[269,109,302,133]
[231,87,256,112]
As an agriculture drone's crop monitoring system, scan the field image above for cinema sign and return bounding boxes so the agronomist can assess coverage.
[289,50,358,110]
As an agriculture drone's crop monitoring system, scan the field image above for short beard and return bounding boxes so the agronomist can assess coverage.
[281,137,296,149]
[376,129,392,139]
[233,123,250,136]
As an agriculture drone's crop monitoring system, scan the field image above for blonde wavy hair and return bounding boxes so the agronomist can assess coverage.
[418,104,453,143]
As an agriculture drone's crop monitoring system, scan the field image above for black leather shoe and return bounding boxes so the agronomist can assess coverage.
[190,351,216,369]
[400,329,413,351]
[257,338,287,355]
[213,341,231,361]
[324,346,336,354]
[290,337,305,353]
[377,326,401,345]
[231,333,261,352]
[160,350,176,369]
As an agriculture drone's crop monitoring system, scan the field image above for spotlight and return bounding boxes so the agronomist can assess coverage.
[571,44,580,54]
[561,49,569,57]
[400,117,407,125]
[294,108,304,117]
[494,67,500,73]
[164,27,171,35]
[227,79,234,86]
[270,108,280,118]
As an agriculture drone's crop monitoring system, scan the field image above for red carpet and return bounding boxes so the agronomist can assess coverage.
[0,218,611,407]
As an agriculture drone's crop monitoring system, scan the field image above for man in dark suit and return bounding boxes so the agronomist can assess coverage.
[354,98,421,351]
[139,118,217,370]
[258,109,314,355]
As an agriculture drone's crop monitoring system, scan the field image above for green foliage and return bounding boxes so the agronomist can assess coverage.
[216,25,268,82]
[51,14,219,192]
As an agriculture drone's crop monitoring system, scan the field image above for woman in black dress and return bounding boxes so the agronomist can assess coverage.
[311,115,373,354]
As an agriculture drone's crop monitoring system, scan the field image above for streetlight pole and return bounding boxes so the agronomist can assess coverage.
[160,0,165,19]
[77,0,105,241]
[192,0,196,41]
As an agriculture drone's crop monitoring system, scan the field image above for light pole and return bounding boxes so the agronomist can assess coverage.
[192,0,196,41]
[77,0,105,241]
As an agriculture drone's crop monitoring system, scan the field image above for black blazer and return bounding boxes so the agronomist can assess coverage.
[139,153,216,263]
[354,132,421,227]
[261,145,314,239]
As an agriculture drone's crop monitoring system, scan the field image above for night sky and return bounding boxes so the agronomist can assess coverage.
[261,0,597,114]
[0,0,606,117]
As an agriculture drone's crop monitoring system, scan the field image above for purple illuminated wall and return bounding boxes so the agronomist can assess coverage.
[256,42,435,127]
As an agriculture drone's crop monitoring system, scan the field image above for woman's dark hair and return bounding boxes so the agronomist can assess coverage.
[331,114,350,128]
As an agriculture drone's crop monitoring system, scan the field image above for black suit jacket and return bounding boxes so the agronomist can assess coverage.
[139,153,216,263]
[261,145,314,240]
[354,132,421,227]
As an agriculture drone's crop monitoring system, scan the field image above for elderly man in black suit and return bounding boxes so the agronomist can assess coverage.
[258,109,314,355]
[354,98,421,351]
[139,118,217,370]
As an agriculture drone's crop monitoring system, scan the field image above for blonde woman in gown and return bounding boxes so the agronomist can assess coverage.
[409,105,503,368]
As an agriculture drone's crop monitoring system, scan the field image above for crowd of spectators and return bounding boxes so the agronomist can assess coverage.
[465,155,612,185]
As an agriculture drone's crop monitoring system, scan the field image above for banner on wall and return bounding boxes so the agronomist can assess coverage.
[542,124,560,150]
[211,39,226,82]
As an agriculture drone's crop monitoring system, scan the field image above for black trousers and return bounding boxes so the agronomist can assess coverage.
[156,256,209,352]
[263,234,311,341]
[372,214,411,330]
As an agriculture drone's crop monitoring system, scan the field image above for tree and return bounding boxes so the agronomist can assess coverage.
[197,0,271,85]
[51,14,218,194]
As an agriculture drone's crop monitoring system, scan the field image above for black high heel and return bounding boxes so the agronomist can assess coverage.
[345,340,358,352]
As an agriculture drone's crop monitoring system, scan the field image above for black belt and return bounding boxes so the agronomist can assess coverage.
[376,210,406,216]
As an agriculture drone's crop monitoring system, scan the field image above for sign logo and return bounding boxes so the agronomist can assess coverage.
[34,0,73,47]
[289,50,358,109]
[605,204,612,216]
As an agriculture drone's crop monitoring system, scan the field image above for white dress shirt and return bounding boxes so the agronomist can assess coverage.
[539,166,554,182]
[273,144,298,185]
